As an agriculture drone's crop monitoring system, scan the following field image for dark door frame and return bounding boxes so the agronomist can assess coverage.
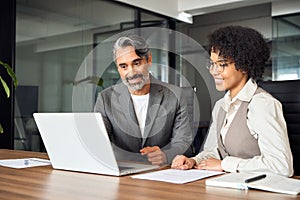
[0,0,16,149]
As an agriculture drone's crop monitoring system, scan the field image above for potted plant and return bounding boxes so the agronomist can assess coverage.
[0,60,18,133]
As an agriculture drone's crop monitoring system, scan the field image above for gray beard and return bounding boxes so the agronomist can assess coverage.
[122,73,149,91]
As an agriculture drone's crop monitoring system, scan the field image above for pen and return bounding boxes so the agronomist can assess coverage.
[217,148,223,159]
[24,159,29,165]
[244,174,267,183]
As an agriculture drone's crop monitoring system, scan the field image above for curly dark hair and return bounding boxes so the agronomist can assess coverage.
[207,25,270,80]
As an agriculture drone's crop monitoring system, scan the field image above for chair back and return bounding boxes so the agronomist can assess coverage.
[259,80,300,175]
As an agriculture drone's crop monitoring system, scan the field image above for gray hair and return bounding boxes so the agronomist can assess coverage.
[112,34,150,62]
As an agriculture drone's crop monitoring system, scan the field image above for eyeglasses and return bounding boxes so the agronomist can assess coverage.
[206,60,232,73]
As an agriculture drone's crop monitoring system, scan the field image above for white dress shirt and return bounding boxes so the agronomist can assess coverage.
[193,79,294,177]
[131,93,149,137]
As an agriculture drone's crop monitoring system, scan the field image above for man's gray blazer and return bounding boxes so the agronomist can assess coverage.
[94,76,193,164]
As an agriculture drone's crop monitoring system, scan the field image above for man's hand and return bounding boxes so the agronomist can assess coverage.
[140,146,166,165]
[194,158,223,171]
[171,155,196,170]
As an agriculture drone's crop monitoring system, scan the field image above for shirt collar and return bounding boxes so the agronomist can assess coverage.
[222,78,258,110]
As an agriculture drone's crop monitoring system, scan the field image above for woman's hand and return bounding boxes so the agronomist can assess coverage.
[195,158,223,171]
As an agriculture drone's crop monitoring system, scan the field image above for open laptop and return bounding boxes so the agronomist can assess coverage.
[33,112,159,176]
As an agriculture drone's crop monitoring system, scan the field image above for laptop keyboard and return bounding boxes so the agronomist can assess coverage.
[118,166,135,170]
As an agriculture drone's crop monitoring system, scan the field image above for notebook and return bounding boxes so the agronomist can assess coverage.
[33,112,159,176]
[205,172,300,195]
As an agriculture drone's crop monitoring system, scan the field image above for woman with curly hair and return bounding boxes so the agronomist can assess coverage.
[172,25,293,177]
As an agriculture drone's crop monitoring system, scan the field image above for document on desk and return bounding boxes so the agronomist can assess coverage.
[206,172,300,195]
[131,169,224,184]
[0,158,51,168]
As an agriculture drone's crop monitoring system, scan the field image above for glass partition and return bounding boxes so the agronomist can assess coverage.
[272,13,300,80]
[15,0,135,151]
[15,0,174,151]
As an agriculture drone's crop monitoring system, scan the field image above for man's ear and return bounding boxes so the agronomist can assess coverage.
[147,53,153,65]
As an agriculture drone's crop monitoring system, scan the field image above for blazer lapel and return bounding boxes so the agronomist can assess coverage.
[113,83,141,138]
[142,81,164,146]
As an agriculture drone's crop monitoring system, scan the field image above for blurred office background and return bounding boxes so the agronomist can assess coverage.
[0,0,299,152]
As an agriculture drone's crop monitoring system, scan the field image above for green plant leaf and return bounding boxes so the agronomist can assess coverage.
[0,76,10,98]
[0,60,18,88]
[0,60,18,134]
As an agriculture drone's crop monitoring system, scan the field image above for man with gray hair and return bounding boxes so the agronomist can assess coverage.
[94,34,193,165]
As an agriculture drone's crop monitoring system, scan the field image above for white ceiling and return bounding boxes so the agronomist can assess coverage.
[116,0,300,23]
[17,0,135,42]
[16,0,300,44]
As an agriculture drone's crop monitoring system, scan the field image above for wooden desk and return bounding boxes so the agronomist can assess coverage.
[0,149,299,200]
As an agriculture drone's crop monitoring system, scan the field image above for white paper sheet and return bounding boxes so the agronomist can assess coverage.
[0,158,51,168]
[131,169,224,184]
